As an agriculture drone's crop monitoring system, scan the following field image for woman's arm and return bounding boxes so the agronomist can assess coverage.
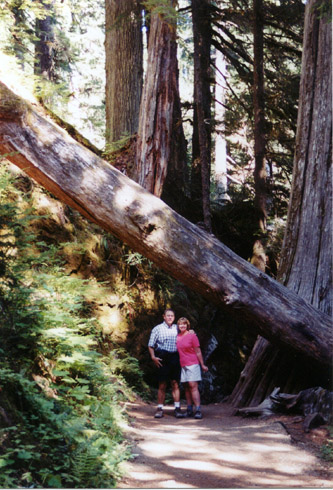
[194,346,208,372]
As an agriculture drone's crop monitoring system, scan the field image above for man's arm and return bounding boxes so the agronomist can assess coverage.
[148,346,163,368]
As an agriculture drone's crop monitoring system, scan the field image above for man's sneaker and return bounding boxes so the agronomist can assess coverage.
[186,408,194,417]
[154,407,164,418]
[194,410,203,419]
[174,407,185,418]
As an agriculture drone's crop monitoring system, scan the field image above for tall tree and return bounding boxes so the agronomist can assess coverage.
[34,0,55,83]
[34,0,57,108]
[213,44,228,202]
[135,1,187,209]
[105,0,143,144]
[251,0,267,272]
[191,0,212,230]
[230,0,332,407]
[210,0,304,238]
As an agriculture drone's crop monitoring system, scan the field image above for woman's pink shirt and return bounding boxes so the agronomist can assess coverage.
[176,332,200,367]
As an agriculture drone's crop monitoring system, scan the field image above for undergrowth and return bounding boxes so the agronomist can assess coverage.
[320,426,333,463]
[0,165,146,488]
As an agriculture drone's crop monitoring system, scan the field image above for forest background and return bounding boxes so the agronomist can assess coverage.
[0,0,331,488]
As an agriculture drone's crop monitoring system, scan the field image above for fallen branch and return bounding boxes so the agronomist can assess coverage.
[235,387,333,432]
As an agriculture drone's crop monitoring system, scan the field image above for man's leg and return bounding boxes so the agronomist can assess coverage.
[171,380,185,418]
[171,379,180,403]
[157,381,167,404]
[154,381,167,418]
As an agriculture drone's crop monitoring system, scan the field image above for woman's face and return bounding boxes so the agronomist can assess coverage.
[178,321,188,333]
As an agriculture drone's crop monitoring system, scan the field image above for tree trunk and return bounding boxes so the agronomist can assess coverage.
[191,0,212,230]
[0,81,331,367]
[160,82,188,215]
[135,1,186,203]
[105,0,143,144]
[213,46,228,202]
[251,0,267,273]
[11,6,26,69]
[230,0,332,407]
[34,1,55,83]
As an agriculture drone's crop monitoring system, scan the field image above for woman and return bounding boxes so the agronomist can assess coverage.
[176,317,208,419]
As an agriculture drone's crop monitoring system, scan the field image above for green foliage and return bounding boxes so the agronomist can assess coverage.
[104,134,133,157]
[0,166,146,488]
[124,251,152,268]
[320,426,333,462]
[143,0,178,23]
[105,348,150,396]
[0,0,105,147]
[207,0,303,231]
[314,0,332,20]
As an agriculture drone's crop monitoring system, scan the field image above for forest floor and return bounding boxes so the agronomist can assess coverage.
[118,400,332,489]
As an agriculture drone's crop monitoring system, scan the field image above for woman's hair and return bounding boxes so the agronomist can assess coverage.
[177,317,190,330]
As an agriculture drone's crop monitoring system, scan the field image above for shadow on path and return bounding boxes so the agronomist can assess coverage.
[118,402,332,489]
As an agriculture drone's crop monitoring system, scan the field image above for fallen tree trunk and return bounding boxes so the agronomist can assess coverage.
[0,81,331,366]
[235,387,333,432]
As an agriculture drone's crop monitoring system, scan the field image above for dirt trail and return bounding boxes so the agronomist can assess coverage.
[118,401,332,489]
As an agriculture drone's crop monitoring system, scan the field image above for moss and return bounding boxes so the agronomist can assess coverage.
[0,82,27,120]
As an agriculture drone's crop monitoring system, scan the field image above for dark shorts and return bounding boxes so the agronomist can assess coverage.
[155,349,181,383]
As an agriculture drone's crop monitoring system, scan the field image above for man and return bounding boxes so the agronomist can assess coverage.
[148,309,185,418]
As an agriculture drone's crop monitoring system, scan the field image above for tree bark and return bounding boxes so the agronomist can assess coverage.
[230,0,332,407]
[135,1,186,202]
[0,81,331,367]
[34,1,55,83]
[105,0,143,143]
[251,0,267,273]
[213,46,228,202]
[191,0,212,230]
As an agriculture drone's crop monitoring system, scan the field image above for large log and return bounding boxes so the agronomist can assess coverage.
[235,386,333,432]
[0,81,331,366]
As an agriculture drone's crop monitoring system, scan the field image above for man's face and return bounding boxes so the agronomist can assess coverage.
[163,310,175,326]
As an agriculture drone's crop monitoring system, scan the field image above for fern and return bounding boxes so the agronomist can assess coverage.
[72,444,101,484]
[0,165,134,488]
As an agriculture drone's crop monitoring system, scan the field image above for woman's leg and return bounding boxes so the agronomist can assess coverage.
[188,381,200,406]
[184,383,192,406]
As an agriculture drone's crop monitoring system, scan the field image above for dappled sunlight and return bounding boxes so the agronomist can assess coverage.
[160,479,195,488]
[129,471,170,481]
[114,185,137,210]
[167,460,222,472]
[120,403,331,489]
[214,452,254,464]
[0,53,35,103]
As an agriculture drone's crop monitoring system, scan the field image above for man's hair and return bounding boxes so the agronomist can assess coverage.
[163,308,175,316]
[177,317,190,330]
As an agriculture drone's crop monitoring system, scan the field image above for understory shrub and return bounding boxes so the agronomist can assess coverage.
[0,166,138,488]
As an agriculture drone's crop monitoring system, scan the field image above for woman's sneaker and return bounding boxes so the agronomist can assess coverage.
[186,408,194,417]
[154,407,164,418]
[194,410,203,419]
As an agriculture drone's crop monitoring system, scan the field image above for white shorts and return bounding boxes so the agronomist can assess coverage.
[180,364,202,383]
